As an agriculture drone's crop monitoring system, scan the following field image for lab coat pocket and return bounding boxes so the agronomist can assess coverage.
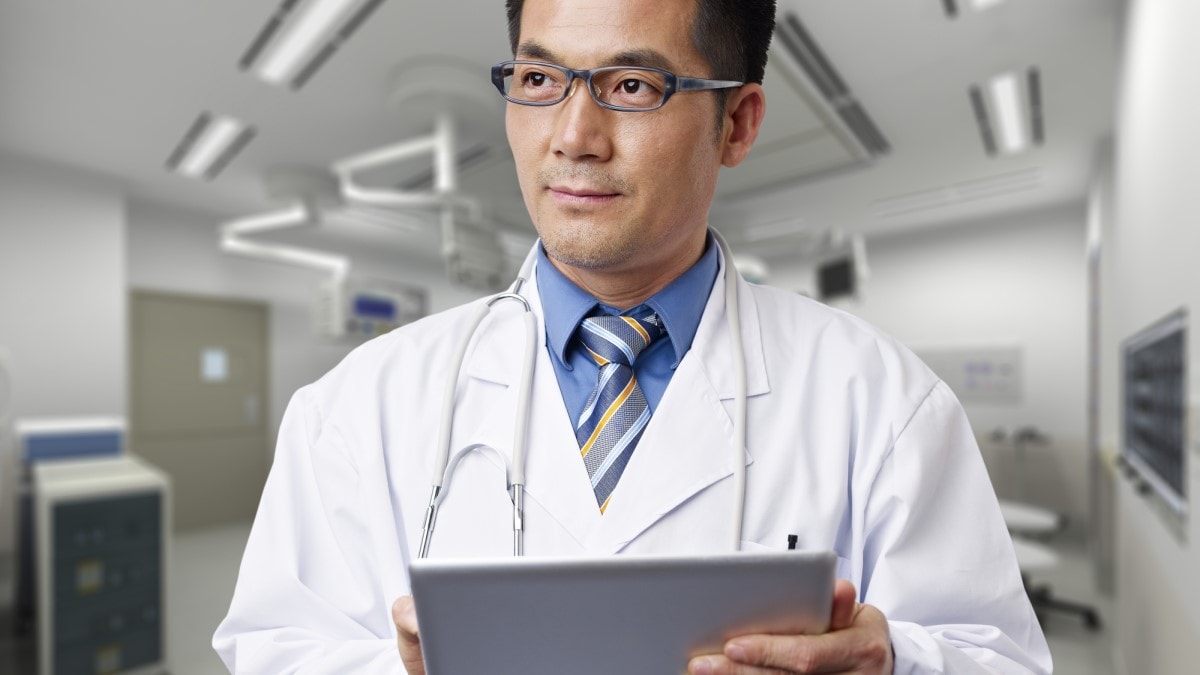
[739,540,788,553]
[740,541,853,580]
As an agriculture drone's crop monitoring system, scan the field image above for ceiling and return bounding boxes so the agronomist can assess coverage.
[0,0,1122,266]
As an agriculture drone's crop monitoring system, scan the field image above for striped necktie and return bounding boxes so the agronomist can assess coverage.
[575,311,665,513]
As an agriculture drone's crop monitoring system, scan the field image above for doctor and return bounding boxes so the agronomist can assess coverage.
[215,0,1052,672]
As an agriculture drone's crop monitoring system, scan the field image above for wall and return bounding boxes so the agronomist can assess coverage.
[769,203,1090,526]
[126,199,485,441]
[0,152,128,555]
[1106,0,1200,671]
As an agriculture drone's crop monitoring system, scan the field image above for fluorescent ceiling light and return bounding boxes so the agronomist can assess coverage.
[178,116,246,177]
[988,71,1027,155]
[255,0,363,86]
[971,0,1007,10]
[166,113,256,180]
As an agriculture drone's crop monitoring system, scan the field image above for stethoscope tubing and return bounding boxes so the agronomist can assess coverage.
[418,229,747,559]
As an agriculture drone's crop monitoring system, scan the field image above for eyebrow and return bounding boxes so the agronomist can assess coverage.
[516,41,680,72]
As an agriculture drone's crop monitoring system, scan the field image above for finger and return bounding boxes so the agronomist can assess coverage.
[392,596,425,675]
[828,580,858,632]
[724,634,845,673]
[725,607,893,673]
[687,653,791,675]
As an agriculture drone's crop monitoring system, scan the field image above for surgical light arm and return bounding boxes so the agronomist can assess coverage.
[219,204,352,332]
[332,114,483,225]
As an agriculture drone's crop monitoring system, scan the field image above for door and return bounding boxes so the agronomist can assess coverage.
[130,291,269,530]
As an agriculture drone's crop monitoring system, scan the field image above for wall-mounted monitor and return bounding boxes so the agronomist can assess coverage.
[816,234,868,303]
[817,257,855,301]
[1121,308,1188,516]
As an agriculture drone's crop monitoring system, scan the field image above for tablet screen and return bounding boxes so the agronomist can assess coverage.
[410,551,837,675]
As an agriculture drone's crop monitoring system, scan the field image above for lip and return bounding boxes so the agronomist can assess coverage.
[547,185,621,204]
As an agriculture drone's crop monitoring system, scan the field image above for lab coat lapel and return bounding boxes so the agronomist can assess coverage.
[463,264,601,550]
[587,351,750,553]
[587,248,770,552]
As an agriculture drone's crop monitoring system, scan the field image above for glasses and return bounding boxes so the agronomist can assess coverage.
[491,60,743,112]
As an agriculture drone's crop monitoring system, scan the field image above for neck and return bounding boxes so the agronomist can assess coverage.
[550,231,707,310]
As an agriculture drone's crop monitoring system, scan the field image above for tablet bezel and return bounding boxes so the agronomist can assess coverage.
[409,551,837,675]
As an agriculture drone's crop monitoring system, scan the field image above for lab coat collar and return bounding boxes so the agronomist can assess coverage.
[468,243,770,401]
[461,244,770,552]
[690,244,770,401]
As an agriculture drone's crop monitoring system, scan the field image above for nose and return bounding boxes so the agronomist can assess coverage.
[549,77,614,162]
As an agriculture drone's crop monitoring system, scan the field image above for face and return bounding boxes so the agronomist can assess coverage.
[506,0,725,278]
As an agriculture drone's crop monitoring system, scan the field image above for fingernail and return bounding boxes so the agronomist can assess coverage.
[725,642,747,662]
[689,656,715,674]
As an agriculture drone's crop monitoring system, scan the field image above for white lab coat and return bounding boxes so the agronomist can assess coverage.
[213,249,1052,674]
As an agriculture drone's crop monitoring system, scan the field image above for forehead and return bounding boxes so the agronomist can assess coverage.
[516,0,702,71]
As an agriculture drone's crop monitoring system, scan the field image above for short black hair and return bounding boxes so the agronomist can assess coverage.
[504,0,776,127]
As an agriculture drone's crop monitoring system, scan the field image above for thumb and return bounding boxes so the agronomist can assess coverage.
[392,595,426,675]
[828,579,859,631]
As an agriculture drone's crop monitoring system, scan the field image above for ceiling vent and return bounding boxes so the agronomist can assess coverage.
[872,167,1043,219]
[775,12,890,156]
[716,11,889,198]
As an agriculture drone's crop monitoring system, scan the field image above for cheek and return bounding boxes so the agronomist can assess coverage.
[617,122,678,178]
[505,109,527,167]
[506,109,542,204]
[618,120,717,197]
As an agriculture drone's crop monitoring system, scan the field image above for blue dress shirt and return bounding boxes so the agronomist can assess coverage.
[536,238,719,426]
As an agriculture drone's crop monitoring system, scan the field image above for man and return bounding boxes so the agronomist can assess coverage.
[215,0,1052,673]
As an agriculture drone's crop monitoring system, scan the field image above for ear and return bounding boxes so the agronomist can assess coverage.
[720,83,766,168]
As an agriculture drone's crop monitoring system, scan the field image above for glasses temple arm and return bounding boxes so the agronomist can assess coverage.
[676,77,744,92]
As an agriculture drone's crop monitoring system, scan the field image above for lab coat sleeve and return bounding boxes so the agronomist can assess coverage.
[212,387,407,674]
[859,381,1052,675]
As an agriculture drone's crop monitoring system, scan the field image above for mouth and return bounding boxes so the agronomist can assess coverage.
[547,184,621,205]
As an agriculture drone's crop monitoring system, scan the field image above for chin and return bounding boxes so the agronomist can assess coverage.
[540,227,640,271]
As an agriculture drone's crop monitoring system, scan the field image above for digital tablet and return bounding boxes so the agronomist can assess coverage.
[409,551,837,675]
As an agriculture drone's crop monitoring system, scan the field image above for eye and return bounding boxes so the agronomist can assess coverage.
[593,68,666,107]
[524,72,548,87]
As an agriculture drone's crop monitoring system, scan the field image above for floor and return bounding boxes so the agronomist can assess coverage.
[2,523,1119,674]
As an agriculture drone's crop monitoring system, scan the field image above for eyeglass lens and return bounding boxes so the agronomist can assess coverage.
[500,63,668,109]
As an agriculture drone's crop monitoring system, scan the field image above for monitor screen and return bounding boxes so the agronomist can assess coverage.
[818,257,855,301]
[1122,309,1188,514]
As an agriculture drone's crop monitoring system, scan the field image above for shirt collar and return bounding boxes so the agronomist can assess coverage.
[536,236,719,369]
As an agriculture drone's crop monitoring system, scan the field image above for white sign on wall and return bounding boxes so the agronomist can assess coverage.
[915,347,1023,404]
[201,347,230,383]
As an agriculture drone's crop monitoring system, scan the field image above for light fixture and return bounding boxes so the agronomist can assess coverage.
[165,113,256,181]
[241,0,388,89]
[988,71,1028,154]
[224,204,310,235]
[220,204,351,279]
[942,0,1008,19]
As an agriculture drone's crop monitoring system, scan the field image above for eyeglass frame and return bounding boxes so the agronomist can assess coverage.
[490,60,744,112]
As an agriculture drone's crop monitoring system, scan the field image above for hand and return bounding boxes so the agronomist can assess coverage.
[392,595,426,675]
[687,580,893,674]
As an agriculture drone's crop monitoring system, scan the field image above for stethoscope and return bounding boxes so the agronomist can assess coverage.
[417,228,748,559]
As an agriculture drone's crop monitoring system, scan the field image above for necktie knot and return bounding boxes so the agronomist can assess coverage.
[578,312,664,367]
